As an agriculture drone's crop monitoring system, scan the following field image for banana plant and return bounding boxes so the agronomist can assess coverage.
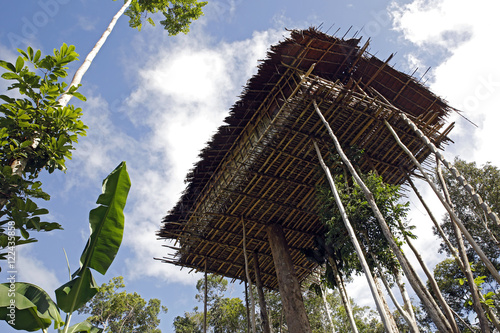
[0,162,131,332]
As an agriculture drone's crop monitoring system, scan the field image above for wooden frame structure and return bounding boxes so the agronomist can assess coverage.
[157,28,454,292]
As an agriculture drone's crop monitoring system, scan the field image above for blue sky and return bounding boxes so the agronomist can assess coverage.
[1,0,500,331]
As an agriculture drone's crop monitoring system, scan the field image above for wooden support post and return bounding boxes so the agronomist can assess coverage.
[396,111,500,228]
[204,260,208,333]
[241,218,256,333]
[436,159,491,333]
[384,119,500,285]
[266,223,312,333]
[313,141,393,332]
[313,99,452,332]
[253,251,271,333]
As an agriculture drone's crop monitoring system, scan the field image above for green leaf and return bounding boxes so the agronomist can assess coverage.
[15,56,24,72]
[76,162,131,276]
[0,60,16,72]
[71,92,87,101]
[0,282,64,331]
[67,320,103,333]
[55,267,99,313]
[1,72,19,80]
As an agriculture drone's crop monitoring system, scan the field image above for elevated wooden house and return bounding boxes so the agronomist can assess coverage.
[157,28,454,330]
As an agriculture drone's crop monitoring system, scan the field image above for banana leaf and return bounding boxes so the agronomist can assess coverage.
[0,282,64,331]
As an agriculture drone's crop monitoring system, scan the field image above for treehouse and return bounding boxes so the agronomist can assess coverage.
[157,28,456,331]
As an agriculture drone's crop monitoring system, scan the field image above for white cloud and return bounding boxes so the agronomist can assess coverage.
[391,0,500,166]
[15,244,62,297]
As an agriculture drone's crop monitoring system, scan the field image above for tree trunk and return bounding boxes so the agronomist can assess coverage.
[328,257,358,333]
[253,251,271,333]
[436,160,491,333]
[57,0,132,108]
[266,223,312,333]
[314,101,452,332]
[397,112,500,228]
[313,141,395,332]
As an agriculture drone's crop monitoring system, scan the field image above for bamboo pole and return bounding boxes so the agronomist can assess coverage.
[313,141,395,332]
[395,211,458,332]
[241,218,257,333]
[253,252,271,333]
[204,260,208,333]
[314,100,452,332]
[328,257,358,333]
[436,160,491,333]
[373,258,419,333]
[406,176,464,268]
[384,120,500,285]
[396,112,500,228]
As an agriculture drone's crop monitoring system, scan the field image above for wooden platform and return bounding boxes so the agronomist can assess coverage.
[157,28,454,290]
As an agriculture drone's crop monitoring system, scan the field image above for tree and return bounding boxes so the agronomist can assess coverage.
[173,312,202,333]
[0,44,87,264]
[79,276,168,333]
[59,0,207,108]
[175,274,247,333]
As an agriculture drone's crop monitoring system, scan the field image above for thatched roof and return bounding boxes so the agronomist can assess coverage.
[156,28,454,290]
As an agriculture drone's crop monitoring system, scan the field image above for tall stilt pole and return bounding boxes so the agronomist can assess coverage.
[436,159,491,333]
[313,99,453,332]
[241,218,256,333]
[328,257,358,333]
[396,112,500,228]
[204,259,208,333]
[313,141,395,333]
[253,251,271,333]
[267,223,312,333]
[385,119,500,285]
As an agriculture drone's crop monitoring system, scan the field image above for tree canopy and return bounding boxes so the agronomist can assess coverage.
[79,276,168,333]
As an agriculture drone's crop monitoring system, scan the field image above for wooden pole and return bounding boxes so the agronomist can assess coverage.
[245,279,251,333]
[406,176,464,268]
[204,260,208,333]
[266,223,312,333]
[384,119,500,285]
[436,159,491,333]
[328,257,358,333]
[253,251,271,333]
[241,218,257,333]
[314,100,452,332]
[396,112,500,228]
[313,141,395,332]
[395,208,458,332]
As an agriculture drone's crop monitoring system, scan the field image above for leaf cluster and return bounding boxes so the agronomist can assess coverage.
[78,276,167,333]
[317,171,411,278]
[121,0,207,35]
[0,45,87,262]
